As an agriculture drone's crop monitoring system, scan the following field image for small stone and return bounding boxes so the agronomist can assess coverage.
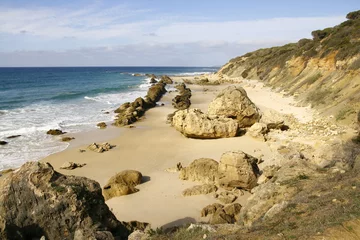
[61,137,75,142]
[0,141,8,145]
[97,122,107,129]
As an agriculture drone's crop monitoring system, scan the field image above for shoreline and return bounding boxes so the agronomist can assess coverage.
[34,75,318,228]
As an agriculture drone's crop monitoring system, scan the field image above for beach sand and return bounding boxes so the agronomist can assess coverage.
[42,77,314,229]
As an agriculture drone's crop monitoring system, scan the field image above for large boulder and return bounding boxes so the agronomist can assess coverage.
[0,162,139,240]
[172,109,239,139]
[179,158,219,183]
[103,170,143,200]
[145,82,167,104]
[218,151,260,190]
[208,86,260,127]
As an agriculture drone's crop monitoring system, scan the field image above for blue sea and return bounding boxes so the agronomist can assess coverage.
[0,67,218,170]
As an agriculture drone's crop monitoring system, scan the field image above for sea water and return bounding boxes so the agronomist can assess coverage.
[0,67,217,170]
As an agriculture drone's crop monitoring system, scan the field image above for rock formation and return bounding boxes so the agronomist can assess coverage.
[160,75,173,84]
[103,170,143,200]
[97,122,107,129]
[0,162,143,240]
[246,122,268,141]
[46,129,65,135]
[182,184,217,196]
[60,161,86,170]
[179,158,219,183]
[172,108,239,139]
[208,86,260,127]
[201,203,241,224]
[88,142,115,153]
[218,151,260,190]
[172,83,192,110]
[0,141,8,145]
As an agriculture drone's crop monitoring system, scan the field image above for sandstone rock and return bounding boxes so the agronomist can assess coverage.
[46,129,65,135]
[172,109,239,139]
[208,86,260,127]
[61,137,75,142]
[260,109,288,130]
[182,184,217,196]
[0,141,8,145]
[224,203,242,217]
[179,158,219,183]
[215,191,237,204]
[97,122,107,129]
[103,170,142,200]
[210,209,234,224]
[0,162,141,240]
[218,151,260,190]
[172,83,192,110]
[159,75,173,84]
[246,122,268,141]
[88,142,115,153]
[60,161,86,170]
[201,203,224,217]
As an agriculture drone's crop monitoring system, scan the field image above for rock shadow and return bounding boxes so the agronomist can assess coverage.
[161,217,196,232]
[142,175,151,183]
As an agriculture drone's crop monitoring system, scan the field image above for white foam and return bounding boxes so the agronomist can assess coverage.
[171,71,215,76]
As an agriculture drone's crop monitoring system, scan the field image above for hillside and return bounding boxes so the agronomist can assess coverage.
[217,10,360,124]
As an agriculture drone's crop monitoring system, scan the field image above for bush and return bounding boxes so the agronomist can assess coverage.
[346,10,360,20]
[311,28,333,41]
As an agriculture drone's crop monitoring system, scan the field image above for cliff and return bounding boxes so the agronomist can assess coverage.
[217,10,360,123]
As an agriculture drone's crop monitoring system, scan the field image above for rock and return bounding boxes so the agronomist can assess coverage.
[182,184,217,196]
[215,191,237,204]
[133,73,142,77]
[60,161,86,170]
[201,203,224,217]
[208,86,260,127]
[246,122,268,141]
[0,141,8,145]
[150,77,157,84]
[172,109,239,139]
[97,122,107,129]
[166,112,176,124]
[46,129,65,135]
[187,224,217,233]
[61,137,75,142]
[223,203,242,217]
[145,82,167,104]
[128,230,150,240]
[0,162,141,240]
[88,142,115,153]
[179,158,219,184]
[6,135,21,139]
[172,83,192,110]
[159,75,173,84]
[103,170,143,200]
[165,162,183,173]
[210,209,234,224]
[264,201,289,220]
[260,109,288,130]
[218,151,260,190]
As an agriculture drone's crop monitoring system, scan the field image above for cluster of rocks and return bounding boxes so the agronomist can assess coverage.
[0,162,147,239]
[102,170,143,200]
[60,161,86,170]
[183,77,220,85]
[172,83,192,110]
[201,202,241,224]
[46,129,65,135]
[171,86,262,139]
[113,76,172,127]
[88,142,115,153]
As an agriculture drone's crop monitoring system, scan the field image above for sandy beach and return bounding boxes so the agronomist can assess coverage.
[41,76,314,229]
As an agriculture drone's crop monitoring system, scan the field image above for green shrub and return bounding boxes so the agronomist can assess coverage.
[346,10,360,20]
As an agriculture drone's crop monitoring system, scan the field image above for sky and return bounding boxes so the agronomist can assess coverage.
[0,0,359,67]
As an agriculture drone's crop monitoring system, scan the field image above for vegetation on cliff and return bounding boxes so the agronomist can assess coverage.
[218,10,360,123]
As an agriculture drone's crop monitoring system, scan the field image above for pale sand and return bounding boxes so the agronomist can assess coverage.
[42,77,314,229]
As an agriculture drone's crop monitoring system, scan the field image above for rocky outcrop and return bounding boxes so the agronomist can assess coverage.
[218,151,260,190]
[103,170,143,200]
[246,123,268,141]
[88,142,115,153]
[172,83,192,110]
[150,77,157,84]
[0,162,140,240]
[208,86,260,128]
[60,161,86,170]
[172,109,239,139]
[159,75,173,84]
[179,158,219,183]
[46,129,65,135]
[201,203,241,224]
[182,184,217,196]
[114,81,167,127]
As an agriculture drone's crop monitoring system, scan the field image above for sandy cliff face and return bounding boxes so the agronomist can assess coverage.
[216,11,360,124]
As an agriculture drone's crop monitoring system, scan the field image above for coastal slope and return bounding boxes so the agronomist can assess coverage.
[216,10,360,124]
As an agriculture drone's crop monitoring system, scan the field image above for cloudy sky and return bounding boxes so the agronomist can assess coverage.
[0,0,359,66]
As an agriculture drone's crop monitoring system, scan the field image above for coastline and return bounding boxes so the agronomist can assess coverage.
[34,75,316,228]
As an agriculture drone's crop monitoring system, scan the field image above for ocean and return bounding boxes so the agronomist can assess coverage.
[0,66,218,170]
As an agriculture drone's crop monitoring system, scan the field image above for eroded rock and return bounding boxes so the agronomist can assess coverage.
[208,86,260,127]
[60,162,86,170]
[172,109,239,139]
[88,142,115,153]
[46,129,65,135]
[182,184,217,196]
[246,123,268,141]
[179,158,219,183]
[103,170,143,200]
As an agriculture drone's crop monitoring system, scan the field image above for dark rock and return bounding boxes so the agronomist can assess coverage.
[172,83,192,110]
[0,162,146,240]
[6,135,21,139]
[46,129,65,135]
[61,137,75,142]
[97,122,107,129]
[150,77,157,84]
[0,141,8,145]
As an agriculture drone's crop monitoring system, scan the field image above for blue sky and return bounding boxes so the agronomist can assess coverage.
[0,0,359,66]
